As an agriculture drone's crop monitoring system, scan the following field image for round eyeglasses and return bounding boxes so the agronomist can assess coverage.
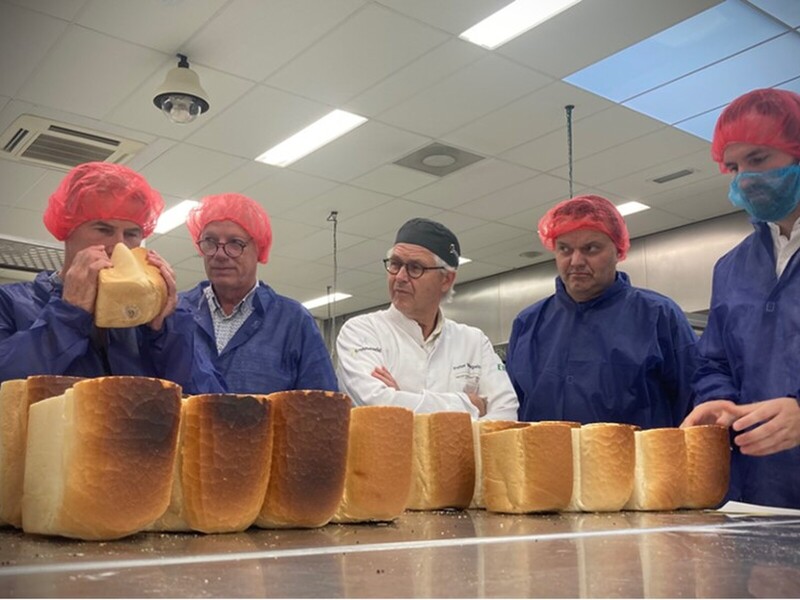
[383,258,446,279]
[197,238,248,258]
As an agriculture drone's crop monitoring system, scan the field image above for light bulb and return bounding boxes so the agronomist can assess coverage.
[160,94,203,124]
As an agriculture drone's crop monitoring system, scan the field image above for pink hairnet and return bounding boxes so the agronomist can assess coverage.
[711,88,800,173]
[186,193,272,263]
[43,162,164,241]
[538,195,630,260]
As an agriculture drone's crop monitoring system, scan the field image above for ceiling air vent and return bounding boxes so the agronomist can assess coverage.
[0,235,64,273]
[0,115,144,170]
[394,143,484,177]
[652,169,695,184]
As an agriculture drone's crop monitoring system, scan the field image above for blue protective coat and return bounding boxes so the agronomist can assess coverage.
[694,222,800,508]
[507,272,698,429]
[0,272,225,394]
[179,281,337,394]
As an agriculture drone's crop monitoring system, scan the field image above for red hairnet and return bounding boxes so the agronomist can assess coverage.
[538,195,630,260]
[186,193,272,263]
[711,88,800,173]
[43,162,164,241]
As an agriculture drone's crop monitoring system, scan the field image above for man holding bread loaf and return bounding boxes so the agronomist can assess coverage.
[507,195,698,429]
[179,193,337,394]
[683,88,800,508]
[336,217,518,419]
[0,162,223,393]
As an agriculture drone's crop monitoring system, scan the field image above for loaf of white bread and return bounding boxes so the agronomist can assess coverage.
[95,243,167,328]
[683,424,730,509]
[256,390,351,528]
[0,375,84,528]
[406,412,475,511]
[566,423,636,512]
[471,420,530,509]
[481,422,573,513]
[22,376,181,540]
[332,405,414,523]
[152,394,273,533]
[624,427,687,511]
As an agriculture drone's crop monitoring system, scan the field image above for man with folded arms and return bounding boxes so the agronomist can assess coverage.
[336,217,518,419]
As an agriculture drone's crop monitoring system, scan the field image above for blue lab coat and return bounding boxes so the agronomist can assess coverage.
[694,222,800,508]
[0,271,224,394]
[508,272,698,429]
[179,281,337,394]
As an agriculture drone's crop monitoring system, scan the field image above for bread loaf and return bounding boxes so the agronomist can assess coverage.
[406,412,475,511]
[256,390,350,528]
[471,420,529,509]
[95,243,167,328]
[481,422,573,513]
[624,428,687,511]
[0,376,83,528]
[332,405,414,523]
[22,376,181,540]
[153,394,273,533]
[683,424,730,509]
[566,423,635,512]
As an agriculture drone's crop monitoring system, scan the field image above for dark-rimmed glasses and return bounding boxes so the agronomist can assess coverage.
[383,258,445,279]
[197,238,249,258]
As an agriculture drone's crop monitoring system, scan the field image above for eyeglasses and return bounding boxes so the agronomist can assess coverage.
[197,238,249,258]
[383,258,446,279]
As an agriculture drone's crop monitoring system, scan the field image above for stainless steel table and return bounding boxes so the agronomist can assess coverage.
[1,510,799,597]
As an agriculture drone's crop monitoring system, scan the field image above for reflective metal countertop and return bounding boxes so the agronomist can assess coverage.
[2,510,799,597]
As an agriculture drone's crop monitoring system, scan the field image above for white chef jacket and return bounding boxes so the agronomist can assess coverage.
[336,304,519,419]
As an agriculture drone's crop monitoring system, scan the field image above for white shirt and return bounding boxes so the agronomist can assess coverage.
[336,304,519,419]
[768,218,800,278]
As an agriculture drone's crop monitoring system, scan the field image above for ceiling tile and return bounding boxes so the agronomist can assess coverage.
[333,239,394,270]
[427,210,486,235]
[0,3,67,97]
[623,206,691,239]
[457,221,530,253]
[0,205,51,243]
[346,38,484,117]
[443,81,612,157]
[139,143,246,198]
[186,84,326,159]
[288,120,429,183]
[242,169,339,218]
[455,173,570,221]
[0,159,48,209]
[18,26,165,120]
[349,163,438,197]
[194,161,275,199]
[279,184,393,225]
[275,227,367,262]
[184,0,366,81]
[379,54,553,138]
[405,159,537,210]
[269,218,324,250]
[147,232,201,266]
[9,169,63,214]
[77,0,227,53]
[266,3,448,105]
[501,104,666,173]
[337,198,439,238]
[5,0,86,20]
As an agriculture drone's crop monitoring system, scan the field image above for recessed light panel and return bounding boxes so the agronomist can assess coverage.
[155,199,200,234]
[302,292,352,310]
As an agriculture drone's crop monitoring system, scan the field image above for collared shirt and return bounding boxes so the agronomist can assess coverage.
[204,283,258,353]
[767,217,800,277]
[336,303,518,419]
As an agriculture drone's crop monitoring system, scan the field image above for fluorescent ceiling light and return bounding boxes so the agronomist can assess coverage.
[302,292,352,310]
[459,0,583,50]
[458,256,472,265]
[255,110,367,167]
[616,201,650,217]
[563,0,800,141]
[154,199,199,234]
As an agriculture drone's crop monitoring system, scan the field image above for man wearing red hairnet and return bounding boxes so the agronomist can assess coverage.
[506,194,698,430]
[682,88,800,509]
[0,162,224,393]
[179,193,337,394]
